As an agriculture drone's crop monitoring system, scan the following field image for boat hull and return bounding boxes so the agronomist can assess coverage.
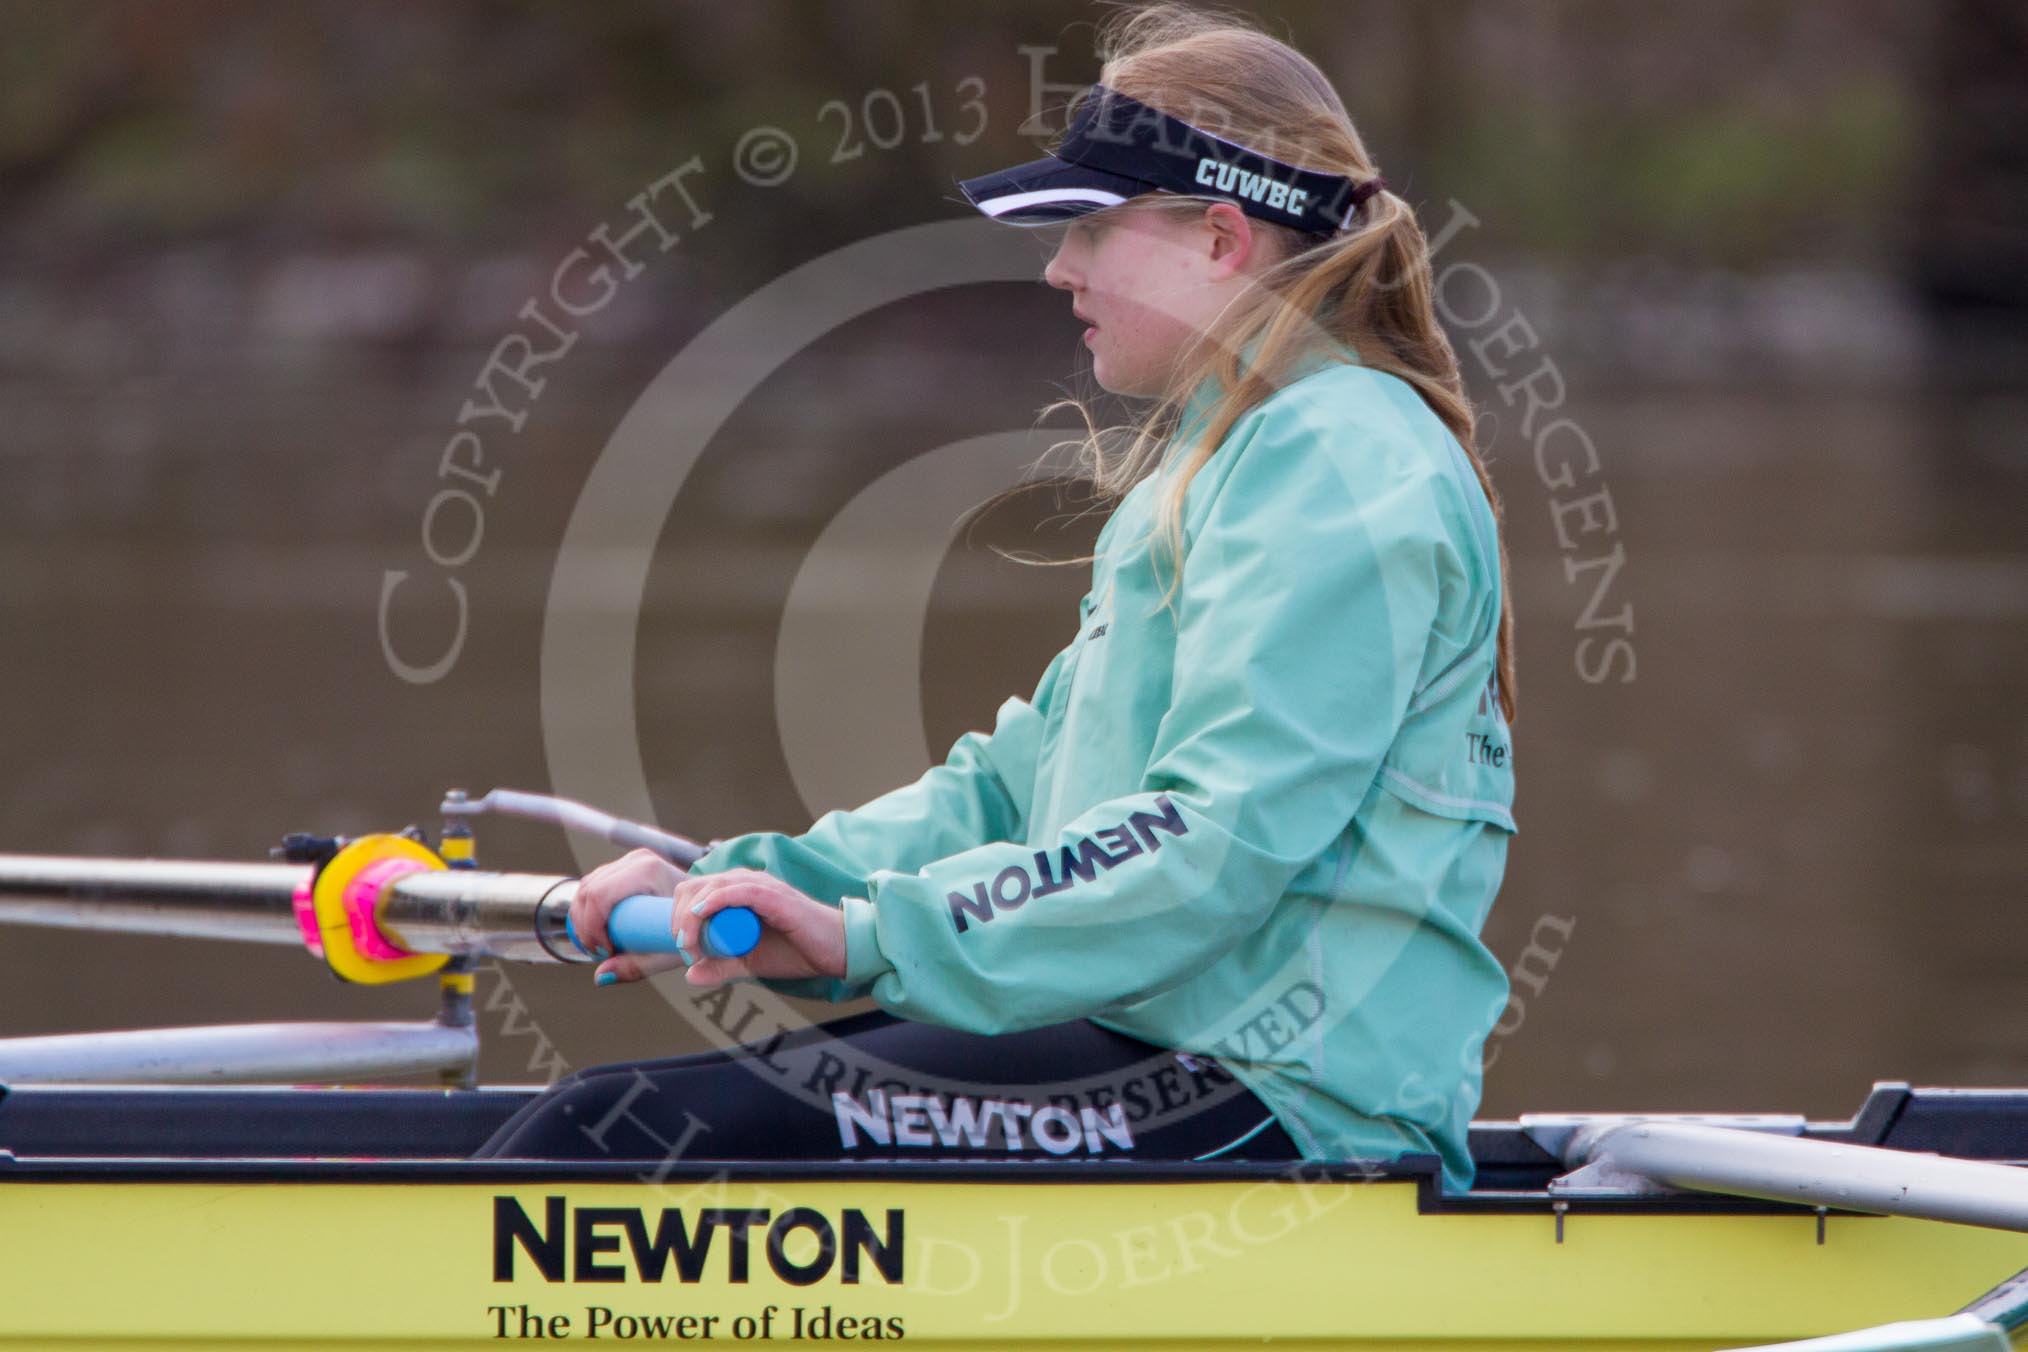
[2,1164,2023,1348]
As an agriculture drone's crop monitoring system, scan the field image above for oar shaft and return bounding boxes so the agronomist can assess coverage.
[0,1021,477,1085]
[0,855,309,945]
[376,870,581,964]
[0,853,586,964]
[0,854,761,967]
[1560,1120,2028,1233]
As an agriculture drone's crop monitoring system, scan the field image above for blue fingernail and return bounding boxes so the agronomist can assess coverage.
[594,945,610,960]
[594,971,618,988]
[690,901,707,915]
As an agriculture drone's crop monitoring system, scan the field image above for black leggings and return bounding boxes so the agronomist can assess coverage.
[476,1009,1298,1164]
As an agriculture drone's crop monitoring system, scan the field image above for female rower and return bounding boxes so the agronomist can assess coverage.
[482,4,1518,1190]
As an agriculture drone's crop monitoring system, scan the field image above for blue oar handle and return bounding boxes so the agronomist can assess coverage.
[566,894,761,962]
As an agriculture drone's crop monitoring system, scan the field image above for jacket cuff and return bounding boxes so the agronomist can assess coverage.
[841,894,893,986]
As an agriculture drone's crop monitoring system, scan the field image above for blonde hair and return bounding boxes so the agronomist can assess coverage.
[1046,2,1517,723]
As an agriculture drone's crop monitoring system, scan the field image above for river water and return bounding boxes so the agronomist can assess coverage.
[1,312,2022,1123]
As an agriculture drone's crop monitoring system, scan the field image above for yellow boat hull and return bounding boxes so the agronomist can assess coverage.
[4,1172,2023,1348]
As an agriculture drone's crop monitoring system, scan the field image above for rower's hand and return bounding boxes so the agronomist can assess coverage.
[573,854,845,988]
[571,848,690,984]
[672,868,845,989]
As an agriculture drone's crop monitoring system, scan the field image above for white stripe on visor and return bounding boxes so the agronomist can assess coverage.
[977,187,1129,219]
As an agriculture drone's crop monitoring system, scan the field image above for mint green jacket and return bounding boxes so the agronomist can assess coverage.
[689,358,1516,1191]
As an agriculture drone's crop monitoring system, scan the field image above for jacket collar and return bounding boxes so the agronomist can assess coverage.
[1171,337,1360,461]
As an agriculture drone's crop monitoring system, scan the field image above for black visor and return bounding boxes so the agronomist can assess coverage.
[959,87,1378,235]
